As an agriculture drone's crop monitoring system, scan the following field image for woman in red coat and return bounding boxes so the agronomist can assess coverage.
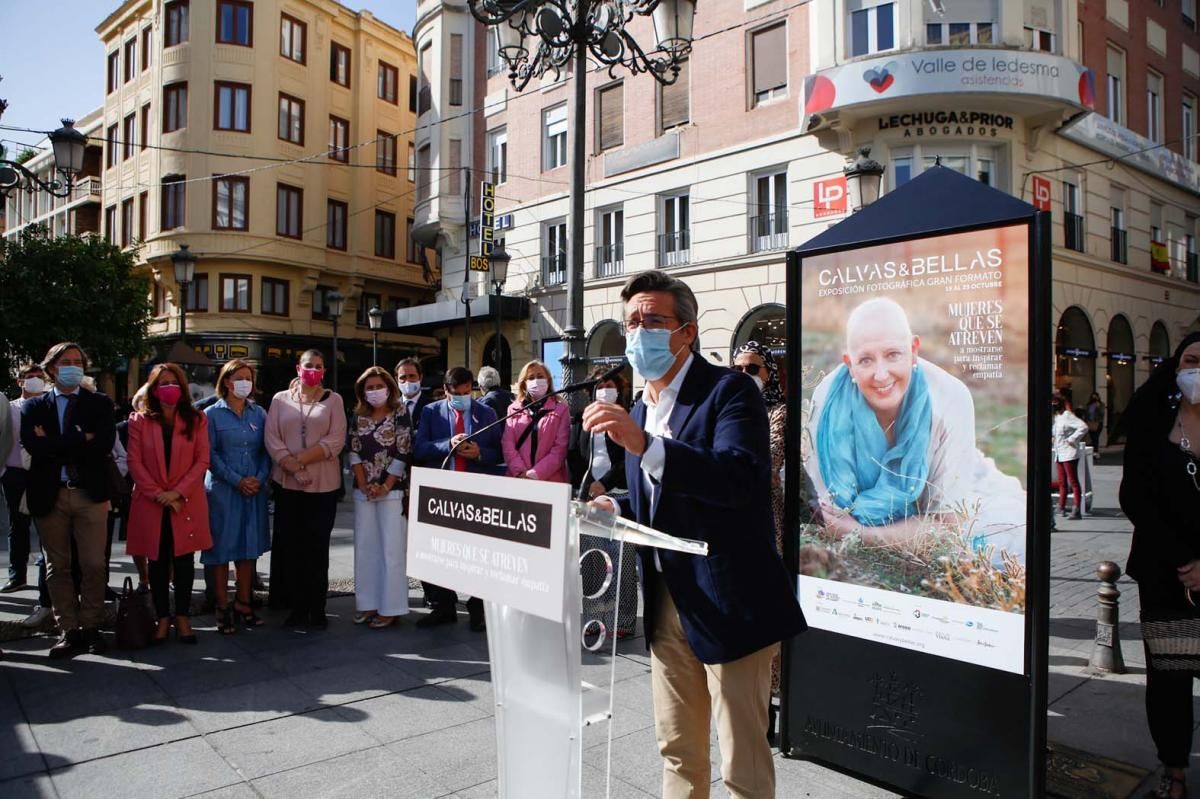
[127,364,211,643]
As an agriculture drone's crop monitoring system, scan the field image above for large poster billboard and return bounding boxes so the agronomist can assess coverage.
[797,225,1029,674]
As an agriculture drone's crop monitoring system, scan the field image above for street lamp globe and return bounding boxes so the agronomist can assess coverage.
[368,305,384,331]
[489,243,511,290]
[49,119,87,183]
[171,243,197,285]
[843,146,885,213]
[326,290,346,319]
[652,0,697,58]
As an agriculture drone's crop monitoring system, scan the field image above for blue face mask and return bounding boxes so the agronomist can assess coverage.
[57,365,85,388]
[448,393,471,412]
[625,326,685,381]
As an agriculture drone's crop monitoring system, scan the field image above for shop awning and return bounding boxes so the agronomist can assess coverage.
[382,293,530,334]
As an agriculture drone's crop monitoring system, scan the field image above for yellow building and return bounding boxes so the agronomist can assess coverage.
[97,0,435,400]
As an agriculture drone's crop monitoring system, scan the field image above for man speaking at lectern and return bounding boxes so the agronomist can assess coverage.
[583,271,806,799]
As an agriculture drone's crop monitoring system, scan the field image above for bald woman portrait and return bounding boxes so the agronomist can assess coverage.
[805,297,1026,564]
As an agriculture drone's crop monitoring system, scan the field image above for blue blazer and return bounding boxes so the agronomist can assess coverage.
[414,399,503,473]
[617,356,806,664]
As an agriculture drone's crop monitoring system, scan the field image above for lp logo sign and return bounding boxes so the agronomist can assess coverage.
[1031,175,1051,212]
[814,177,848,218]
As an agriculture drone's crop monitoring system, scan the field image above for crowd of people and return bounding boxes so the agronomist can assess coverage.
[0,270,809,798]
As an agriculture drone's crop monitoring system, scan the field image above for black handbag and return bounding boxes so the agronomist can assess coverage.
[115,577,155,650]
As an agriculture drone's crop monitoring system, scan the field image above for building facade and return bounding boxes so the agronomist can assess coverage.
[404,0,1200,446]
[96,0,433,400]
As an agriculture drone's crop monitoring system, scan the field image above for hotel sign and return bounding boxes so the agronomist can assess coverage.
[803,50,1095,132]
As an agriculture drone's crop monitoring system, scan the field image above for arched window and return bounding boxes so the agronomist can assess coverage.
[1150,320,1171,363]
[731,303,786,361]
[1106,314,1135,443]
[1054,306,1095,409]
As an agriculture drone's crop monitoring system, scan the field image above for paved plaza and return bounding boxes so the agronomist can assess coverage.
[0,455,1189,798]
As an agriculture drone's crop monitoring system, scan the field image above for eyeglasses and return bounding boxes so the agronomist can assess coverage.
[622,314,680,334]
[731,363,764,377]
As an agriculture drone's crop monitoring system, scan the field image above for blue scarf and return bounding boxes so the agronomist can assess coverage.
[816,363,933,525]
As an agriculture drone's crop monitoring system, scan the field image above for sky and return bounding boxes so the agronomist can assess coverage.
[0,0,418,152]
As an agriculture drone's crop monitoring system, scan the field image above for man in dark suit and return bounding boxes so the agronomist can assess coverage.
[413,366,502,631]
[395,357,434,430]
[20,343,116,658]
[583,271,805,798]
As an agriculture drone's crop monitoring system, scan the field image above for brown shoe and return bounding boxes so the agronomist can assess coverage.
[49,629,84,660]
[83,628,107,655]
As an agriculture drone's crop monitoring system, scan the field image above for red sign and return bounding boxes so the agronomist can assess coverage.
[1031,175,1051,211]
[814,177,848,217]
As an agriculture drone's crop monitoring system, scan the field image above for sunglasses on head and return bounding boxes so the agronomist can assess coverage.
[731,363,764,377]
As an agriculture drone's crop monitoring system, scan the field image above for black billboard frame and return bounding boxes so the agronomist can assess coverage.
[779,169,1052,799]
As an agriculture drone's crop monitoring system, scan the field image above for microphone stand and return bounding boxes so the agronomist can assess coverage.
[439,361,627,471]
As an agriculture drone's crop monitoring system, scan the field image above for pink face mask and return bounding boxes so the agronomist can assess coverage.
[299,367,324,387]
[155,384,183,406]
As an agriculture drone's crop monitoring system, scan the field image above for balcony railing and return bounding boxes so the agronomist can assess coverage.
[1110,227,1127,264]
[1188,252,1198,283]
[658,231,690,267]
[1064,212,1084,252]
[749,212,789,253]
[542,253,567,286]
[595,244,624,278]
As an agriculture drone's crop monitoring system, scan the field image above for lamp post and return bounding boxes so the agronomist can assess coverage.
[489,244,512,382]
[0,119,87,199]
[326,290,346,394]
[461,282,474,370]
[170,244,197,341]
[368,305,383,366]
[469,0,696,412]
[843,146,885,213]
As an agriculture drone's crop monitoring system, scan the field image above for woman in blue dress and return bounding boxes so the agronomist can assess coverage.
[204,359,271,634]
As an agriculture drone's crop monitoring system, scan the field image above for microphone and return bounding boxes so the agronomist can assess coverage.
[438,361,628,470]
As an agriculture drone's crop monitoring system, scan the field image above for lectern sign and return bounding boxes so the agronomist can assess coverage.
[408,467,569,622]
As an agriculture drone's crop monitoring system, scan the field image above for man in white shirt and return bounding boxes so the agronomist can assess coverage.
[583,271,805,799]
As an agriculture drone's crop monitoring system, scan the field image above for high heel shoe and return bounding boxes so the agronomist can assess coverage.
[174,616,197,644]
[218,606,237,636]
[233,601,264,629]
[151,619,171,645]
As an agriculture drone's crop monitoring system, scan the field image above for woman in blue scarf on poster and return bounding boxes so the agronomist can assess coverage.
[807,297,1026,564]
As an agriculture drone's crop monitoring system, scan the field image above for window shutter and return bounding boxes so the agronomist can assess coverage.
[660,60,689,129]
[752,24,787,94]
[449,139,462,194]
[599,83,624,150]
[450,34,463,79]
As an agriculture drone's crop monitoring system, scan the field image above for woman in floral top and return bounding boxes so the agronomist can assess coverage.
[349,366,413,629]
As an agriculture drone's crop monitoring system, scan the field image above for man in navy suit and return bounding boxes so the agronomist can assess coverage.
[583,271,805,799]
[395,357,434,431]
[20,343,116,659]
[414,366,502,630]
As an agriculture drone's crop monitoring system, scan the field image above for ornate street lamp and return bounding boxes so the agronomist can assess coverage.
[171,244,197,341]
[469,0,697,410]
[843,146,885,213]
[489,244,512,382]
[368,305,384,366]
[0,119,87,199]
[326,290,346,393]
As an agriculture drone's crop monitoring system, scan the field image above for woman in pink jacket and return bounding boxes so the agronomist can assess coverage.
[127,364,212,644]
[501,360,571,483]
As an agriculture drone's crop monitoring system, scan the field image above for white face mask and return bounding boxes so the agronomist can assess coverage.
[1178,368,1200,404]
[21,376,46,395]
[399,380,422,398]
[365,387,390,408]
[751,375,765,393]
[232,379,253,399]
[595,387,619,404]
[526,378,548,399]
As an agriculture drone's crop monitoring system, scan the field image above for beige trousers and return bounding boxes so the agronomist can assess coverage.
[651,585,778,799]
[36,487,109,630]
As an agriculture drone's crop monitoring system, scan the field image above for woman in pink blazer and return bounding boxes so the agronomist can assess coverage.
[127,363,211,643]
[501,360,571,483]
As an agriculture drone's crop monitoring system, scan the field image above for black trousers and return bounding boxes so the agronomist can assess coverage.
[2,468,32,580]
[273,488,338,618]
[1139,577,1199,768]
[149,511,195,619]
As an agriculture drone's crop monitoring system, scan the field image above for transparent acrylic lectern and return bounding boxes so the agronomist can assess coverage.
[485,500,707,799]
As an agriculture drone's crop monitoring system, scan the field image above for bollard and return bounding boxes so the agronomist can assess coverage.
[1088,561,1127,674]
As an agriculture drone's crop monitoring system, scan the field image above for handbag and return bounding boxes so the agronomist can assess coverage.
[106,456,131,504]
[115,576,155,650]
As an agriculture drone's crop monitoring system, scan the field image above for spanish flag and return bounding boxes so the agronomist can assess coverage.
[1151,240,1171,274]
